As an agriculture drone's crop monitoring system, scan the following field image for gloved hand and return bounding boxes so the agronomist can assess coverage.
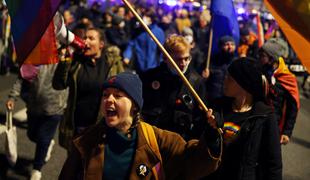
[204,109,222,157]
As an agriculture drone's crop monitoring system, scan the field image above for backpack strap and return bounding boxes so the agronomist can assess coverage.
[140,122,164,180]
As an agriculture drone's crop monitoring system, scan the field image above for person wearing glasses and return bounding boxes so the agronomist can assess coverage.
[140,35,207,140]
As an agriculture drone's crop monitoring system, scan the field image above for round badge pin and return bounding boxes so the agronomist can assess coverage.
[136,164,149,177]
[152,80,160,90]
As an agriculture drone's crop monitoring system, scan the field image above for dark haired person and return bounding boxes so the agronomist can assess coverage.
[209,58,282,180]
[53,28,117,151]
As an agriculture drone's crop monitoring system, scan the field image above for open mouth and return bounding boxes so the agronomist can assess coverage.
[106,108,117,117]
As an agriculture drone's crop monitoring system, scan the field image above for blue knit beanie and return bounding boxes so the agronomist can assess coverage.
[103,72,143,110]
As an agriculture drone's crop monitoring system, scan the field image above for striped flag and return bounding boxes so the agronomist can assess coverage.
[6,0,62,65]
[264,0,310,70]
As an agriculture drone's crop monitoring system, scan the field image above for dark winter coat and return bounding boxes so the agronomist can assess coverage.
[140,63,207,140]
[206,52,235,101]
[52,54,110,150]
[209,98,282,180]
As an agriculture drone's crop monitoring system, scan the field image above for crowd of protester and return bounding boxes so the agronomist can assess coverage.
[0,0,306,179]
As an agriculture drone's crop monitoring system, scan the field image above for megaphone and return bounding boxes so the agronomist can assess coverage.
[54,12,86,51]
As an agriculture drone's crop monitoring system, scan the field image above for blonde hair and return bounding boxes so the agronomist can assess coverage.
[164,34,191,55]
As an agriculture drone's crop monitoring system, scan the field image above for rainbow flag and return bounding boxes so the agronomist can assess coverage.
[6,0,62,64]
[264,0,310,70]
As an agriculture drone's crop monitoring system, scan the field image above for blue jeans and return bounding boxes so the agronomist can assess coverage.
[27,113,61,170]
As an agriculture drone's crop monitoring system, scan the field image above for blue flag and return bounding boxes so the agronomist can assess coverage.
[210,0,240,54]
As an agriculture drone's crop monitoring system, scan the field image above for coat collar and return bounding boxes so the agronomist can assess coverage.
[72,122,161,179]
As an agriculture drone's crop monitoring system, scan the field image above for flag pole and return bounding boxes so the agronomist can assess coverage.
[122,0,222,133]
[205,19,213,70]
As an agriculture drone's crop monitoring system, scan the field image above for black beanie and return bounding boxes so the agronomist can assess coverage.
[240,28,250,36]
[112,15,123,25]
[228,57,264,100]
[218,35,235,47]
[103,72,143,110]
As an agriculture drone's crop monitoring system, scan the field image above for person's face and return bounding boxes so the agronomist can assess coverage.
[223,73,243,98]
[84,30,104,58]
[259,51,279,76]
[222,41,236,54]
[172,49,191,73]
[241,35,249,43]
[101,88,134,130]
[259,51,270,65]
[105,13,113,23]
[142,15,152,26]
[117,7,126,18]
[64,10,74,24]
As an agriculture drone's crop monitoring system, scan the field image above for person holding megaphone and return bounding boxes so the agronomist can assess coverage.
[52,12,123,153]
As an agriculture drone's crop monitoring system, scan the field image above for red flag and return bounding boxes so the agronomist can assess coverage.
[264,0,310,70]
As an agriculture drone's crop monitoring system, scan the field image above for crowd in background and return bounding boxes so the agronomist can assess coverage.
[0,0,308,179]
[0,0,305,75]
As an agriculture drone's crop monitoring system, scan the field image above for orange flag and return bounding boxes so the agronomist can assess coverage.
[255,13,264,48]
[264,0,310,70]
[23,21,58,65]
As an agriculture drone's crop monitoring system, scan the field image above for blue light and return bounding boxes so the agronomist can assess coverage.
[237,7,245,14]
[166,0,177,6]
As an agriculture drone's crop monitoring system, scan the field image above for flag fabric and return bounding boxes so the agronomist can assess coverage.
[6,0,62,65]
[210,0,240,54]
[255,13,264,48]
[264,0,310,70]
[264,22,277,40]
[274,57,300,133]
[23,21,58,65]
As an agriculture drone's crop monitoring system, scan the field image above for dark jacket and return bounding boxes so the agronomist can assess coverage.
[59,121,221,180]
[105,26,129,52]
[52,54,110,150]
[140,63,207,140]
[206,52,235,101]
[210,98,282,180]
[271,82,298,137]
[189,45,204,74]
[193,23,210,54]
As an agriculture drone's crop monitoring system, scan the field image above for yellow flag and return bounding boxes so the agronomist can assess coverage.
[264,0,310,70]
